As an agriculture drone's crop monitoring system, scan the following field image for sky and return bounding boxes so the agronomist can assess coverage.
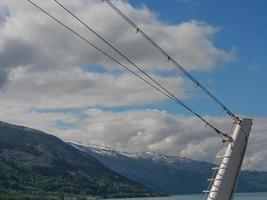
[0,0,266,170]
[128,0,267,117]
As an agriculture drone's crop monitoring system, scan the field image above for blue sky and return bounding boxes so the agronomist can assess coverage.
[126,0,267,117]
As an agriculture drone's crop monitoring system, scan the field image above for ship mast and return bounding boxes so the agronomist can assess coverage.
[204,118,253,200]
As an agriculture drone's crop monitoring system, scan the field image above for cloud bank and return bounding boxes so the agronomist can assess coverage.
[0,0,232,72]
[0,67,186,108]
[1,107,266,171]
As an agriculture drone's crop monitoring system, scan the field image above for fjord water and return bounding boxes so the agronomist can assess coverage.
[114,193,267,200]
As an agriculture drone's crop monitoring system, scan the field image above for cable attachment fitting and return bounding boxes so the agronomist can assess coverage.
[228,112,240,124]
[222,134,233,143]
[214,128,233,142]
[235,116,241,124]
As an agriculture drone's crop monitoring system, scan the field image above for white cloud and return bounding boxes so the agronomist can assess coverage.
[0,0,233,73]
[0,0,234,110]
[0,67,186,108]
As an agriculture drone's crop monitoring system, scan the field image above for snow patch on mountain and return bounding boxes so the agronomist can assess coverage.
[69,141,195,166]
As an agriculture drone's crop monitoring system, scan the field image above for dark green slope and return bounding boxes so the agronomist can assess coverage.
[0,122,160,199]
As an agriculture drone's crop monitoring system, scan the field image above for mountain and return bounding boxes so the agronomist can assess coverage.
[71,142,267,195]
[0,122,161,199]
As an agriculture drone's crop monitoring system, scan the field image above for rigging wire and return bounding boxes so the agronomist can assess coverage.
[25,0,230,139]
[52,0,230,139]
[103,0,239,123]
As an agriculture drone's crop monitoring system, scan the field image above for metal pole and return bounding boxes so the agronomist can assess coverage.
[206,118,253,200]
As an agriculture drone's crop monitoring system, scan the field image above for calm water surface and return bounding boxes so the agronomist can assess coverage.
[116,193,267,200]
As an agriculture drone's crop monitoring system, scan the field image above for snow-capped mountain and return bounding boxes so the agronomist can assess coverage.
[69,142,267,195]
[69,141,204,169]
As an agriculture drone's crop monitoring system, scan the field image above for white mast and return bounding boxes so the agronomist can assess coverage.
[205,118,253,200]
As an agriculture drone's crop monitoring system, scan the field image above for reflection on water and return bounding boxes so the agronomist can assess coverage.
[112,193,267,200]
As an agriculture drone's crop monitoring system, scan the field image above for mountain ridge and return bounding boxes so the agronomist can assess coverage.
[0,121,161,199]
[70,142,267,194]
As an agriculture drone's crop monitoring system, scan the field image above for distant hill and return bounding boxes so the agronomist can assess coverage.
[71,142,267,195]
[0,122,160,199]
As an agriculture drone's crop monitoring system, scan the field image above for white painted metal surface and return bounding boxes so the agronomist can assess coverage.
[206,118,253,200]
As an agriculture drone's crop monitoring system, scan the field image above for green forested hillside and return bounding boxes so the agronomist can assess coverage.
[0,122,160,199]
